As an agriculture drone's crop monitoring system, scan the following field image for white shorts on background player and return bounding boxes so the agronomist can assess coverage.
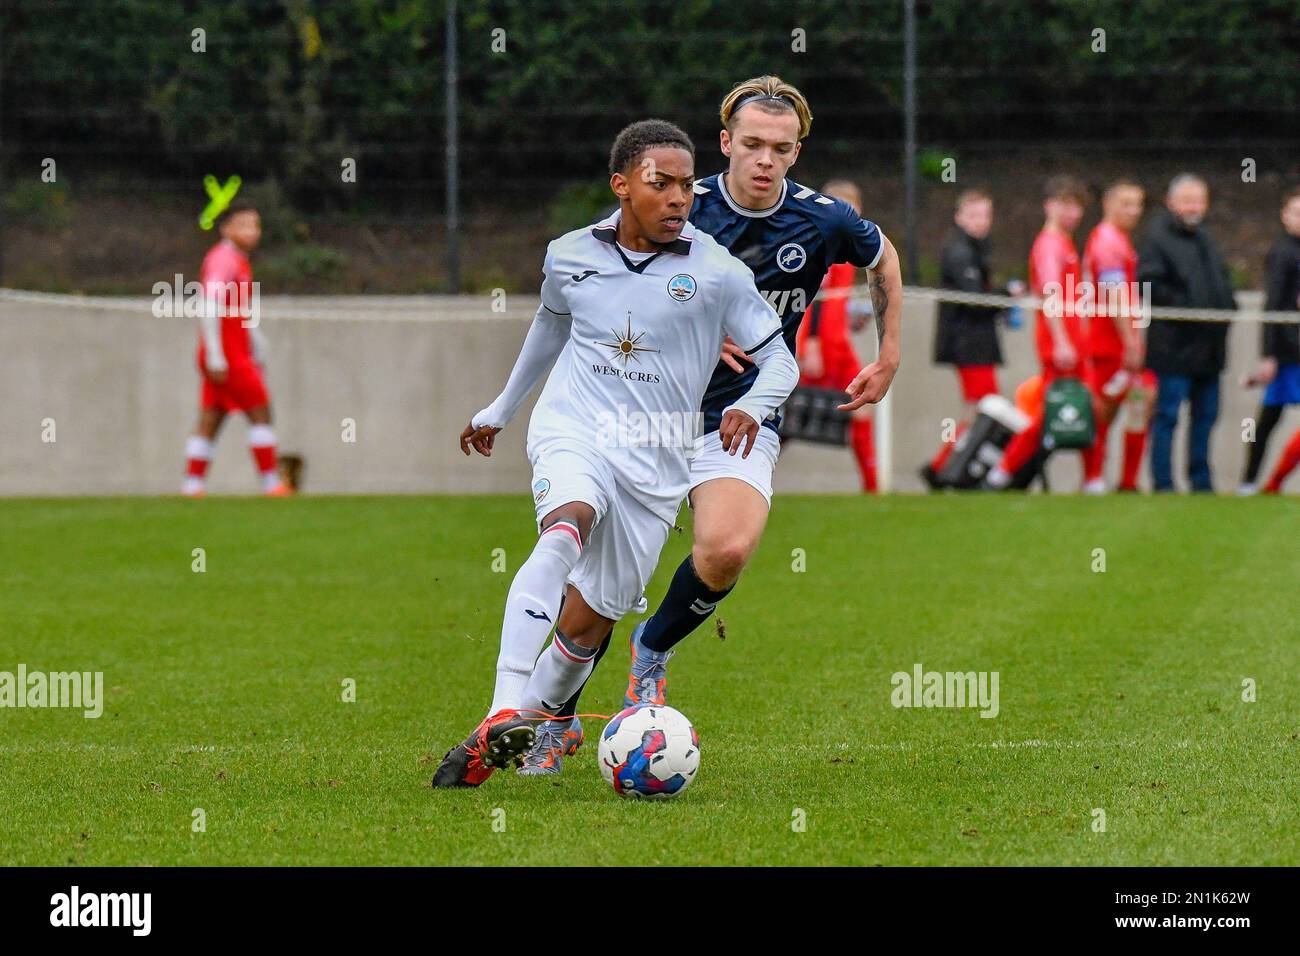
[529,436,669,620]
[687,426,781,506]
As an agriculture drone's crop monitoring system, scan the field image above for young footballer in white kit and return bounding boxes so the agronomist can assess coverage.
[525,75,903,777]
[432,119,799,788]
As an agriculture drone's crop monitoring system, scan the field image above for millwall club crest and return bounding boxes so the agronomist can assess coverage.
[776,242,806,273]
[667,273,697,301]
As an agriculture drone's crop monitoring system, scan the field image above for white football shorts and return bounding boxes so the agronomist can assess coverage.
[686,426,781,507]
[529,437,672,621]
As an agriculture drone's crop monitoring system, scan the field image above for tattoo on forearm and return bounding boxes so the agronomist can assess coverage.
[869,272,889,344]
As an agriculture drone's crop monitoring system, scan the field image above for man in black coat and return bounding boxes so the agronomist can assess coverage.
[1137,174,1236,492]
[925,189,1003,481]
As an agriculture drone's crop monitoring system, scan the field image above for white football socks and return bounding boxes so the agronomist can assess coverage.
[520,630,599,716]
[487,519,583,715]
[186,435,214,461]
[183,435,214,495]
[248,424,281,491]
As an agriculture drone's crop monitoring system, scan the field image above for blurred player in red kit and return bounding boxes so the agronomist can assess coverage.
[1081,180,1156,493]
[795,180,877,491]
[182,204,288,497]
[986,176,1092,489]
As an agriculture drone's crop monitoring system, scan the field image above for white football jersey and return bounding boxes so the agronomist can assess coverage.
[526,211,782,522]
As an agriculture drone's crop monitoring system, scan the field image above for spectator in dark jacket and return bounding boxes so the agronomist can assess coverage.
[924,189,1002,483]
[1137,174,1236,491]
[1240,187,1300,493]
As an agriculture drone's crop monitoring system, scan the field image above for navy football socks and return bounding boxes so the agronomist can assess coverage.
[556,557,733,717]
[639,555,733,653]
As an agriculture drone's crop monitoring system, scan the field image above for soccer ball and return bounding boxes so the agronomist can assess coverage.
[598,703,699,799]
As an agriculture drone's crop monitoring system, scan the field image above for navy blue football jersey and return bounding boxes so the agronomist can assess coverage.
[688,172,886,433]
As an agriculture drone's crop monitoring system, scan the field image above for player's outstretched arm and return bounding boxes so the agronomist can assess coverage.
[461,303,570,457]
[840,234,903,411]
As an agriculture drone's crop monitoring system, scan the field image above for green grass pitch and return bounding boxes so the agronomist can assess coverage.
[0,494,1295,866]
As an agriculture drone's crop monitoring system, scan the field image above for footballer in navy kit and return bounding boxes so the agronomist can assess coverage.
[519,74,904,777]
[689,160,888,436]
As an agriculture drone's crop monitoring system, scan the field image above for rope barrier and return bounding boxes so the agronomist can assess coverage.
[1,285,1293,324]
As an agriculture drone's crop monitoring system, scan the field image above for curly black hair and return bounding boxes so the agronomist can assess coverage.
[608,119,694,176]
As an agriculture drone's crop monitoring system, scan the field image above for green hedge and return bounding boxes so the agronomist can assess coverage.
[2,0,1296,204]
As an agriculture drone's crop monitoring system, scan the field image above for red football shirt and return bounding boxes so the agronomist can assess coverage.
[1083,220,1138,360]
[1029,227,1084,369]
[197,239,255,368]
[796,262,856,355]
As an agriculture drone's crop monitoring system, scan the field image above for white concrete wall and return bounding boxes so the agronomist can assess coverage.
[0,293,1274,495]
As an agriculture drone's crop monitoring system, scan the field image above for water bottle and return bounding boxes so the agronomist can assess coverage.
[1005,278,1026,330]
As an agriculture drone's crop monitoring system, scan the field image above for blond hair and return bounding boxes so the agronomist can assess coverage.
[719,75,813,140]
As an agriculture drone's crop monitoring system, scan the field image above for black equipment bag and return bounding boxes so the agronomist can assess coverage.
[778,386,853,446]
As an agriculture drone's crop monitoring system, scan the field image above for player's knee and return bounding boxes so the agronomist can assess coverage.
[199,422,222,440]
[694,538,752,587]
